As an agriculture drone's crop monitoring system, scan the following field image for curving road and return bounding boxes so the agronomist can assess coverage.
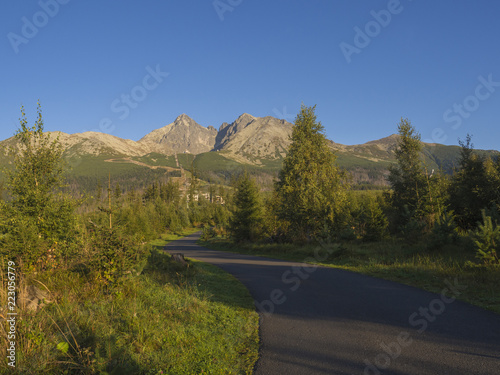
[164,233,500,375]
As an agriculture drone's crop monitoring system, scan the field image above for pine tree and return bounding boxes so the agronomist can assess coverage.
[96,179,103,200]
[229,172,263,242]
[387,118,445,229]
[448,135,500,229]
[387,119,426,215]
[473,211,500,265]
[114,182,122,200]
[275,105,349,241]
[160,180,180,204]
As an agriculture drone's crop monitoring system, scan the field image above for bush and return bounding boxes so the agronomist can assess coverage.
[87,224,149,284]
[201,225,217,241]
[473,211,500,265]
[0,104,80,270]
[359,198,389,242]
[398,205,426,243]
[429,211,459,249]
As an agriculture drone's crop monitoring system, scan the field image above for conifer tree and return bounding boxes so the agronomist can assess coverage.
[449,135,500,229]
[275,105,348,241]
[387,119,426,215]
[387,118,447,229]
[229,172,262,242]
[114,182,122,200]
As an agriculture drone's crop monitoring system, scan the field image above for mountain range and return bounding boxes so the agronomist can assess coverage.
[1,114,498,189]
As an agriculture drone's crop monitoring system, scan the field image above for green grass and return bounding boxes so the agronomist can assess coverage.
[134,153,178,168]
[176,154,196,170]
[200,237,500,315]
[2,232,259,374]
[193,152,243,171]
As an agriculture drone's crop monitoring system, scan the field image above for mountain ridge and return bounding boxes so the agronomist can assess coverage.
[1,114,498,188]
[2,114,498,159]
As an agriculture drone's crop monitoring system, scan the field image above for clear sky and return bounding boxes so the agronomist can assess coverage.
[1,0,499,150]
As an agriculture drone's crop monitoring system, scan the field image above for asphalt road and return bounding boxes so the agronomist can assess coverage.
[163,233,500,375]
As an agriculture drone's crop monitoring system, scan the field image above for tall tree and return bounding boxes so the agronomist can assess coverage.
[387,119,426,215]
[387,118,446,229]
[160,179,181,204]
[275,105,349,241]
[229,172,262,242]
[449,135,500,229]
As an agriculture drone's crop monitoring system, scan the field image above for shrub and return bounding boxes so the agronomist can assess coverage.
[1,103,80,270]
[473,211,500,265]
[359,198,389,242]
[201,225,217,241]
[398,205,425,243]
[429,211,459,249]
[87,224,149,284]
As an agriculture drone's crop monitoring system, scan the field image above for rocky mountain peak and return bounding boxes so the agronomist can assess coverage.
[214,113,256,151]
[174,113,194,125]
[139,115,217,155]
[213,114,293,160]
[235,113,255,124]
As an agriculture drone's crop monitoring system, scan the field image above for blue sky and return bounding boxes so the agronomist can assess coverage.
[1,0,499,150]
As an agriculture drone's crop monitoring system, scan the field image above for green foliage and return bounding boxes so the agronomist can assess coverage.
[387,118,448,233]
[358,196,389,242]
[229,172,263,242]
[0,104,256,373]
[0,103,79,268]
[87,224,149,284]
[56,341,70,354]
[201,225,217,241]
[473,211,500,265]
[387,119,425,212]
[275,105,349,242]
[449,135,500,230]
[114,182,122,200]
[429,211,459,249]
[398,205,426,243]
[0,211,48,269]
[261,190,290,242]
[4,249,259,374]
[8,104,64,215]
[160,179,181,203]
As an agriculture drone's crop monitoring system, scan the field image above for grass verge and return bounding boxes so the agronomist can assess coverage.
[199,237,500,315]
[0,230,259,374]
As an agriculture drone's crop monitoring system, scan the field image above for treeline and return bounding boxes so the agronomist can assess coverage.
[228,106,500,265]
